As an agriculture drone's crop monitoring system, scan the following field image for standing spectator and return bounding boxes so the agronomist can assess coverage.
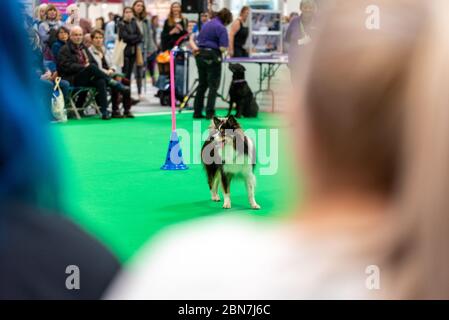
[118,7,143,100]
[284,0,317,64]
[51,26,70,65]
[132,0,156,99]
[65,4,93,35]
[95,17,106,32]
[161,2,188,52]
[89,29,135,118]
[57,26,112,120]
[188,20,200,54]
[33,3,48,31]
[105,12,118,47]
[147,15,161,85]
[38,4,63,69]
[229,6,250,58]
[193,8,232,119]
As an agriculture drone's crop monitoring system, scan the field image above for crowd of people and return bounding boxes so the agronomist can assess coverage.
[4,0,449,300]
[28,1,315,122]
[29,1,190,121]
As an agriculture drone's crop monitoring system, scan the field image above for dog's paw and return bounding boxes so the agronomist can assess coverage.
[211,194,221,202]
[251,203,261,210]
[223,202,232,209]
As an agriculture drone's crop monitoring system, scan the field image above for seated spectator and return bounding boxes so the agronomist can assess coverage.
[1,0,121,299]
[89,29,135,118]
[57,27,127,120]
[32,40,70,119]
[51,26,70,65]
[38,4,63,70]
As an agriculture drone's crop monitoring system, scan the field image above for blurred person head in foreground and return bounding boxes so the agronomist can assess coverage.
[0,1,120,299]
[107,0,449,299]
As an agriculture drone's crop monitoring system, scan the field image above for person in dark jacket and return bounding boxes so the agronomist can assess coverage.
[1,1,121,300]
[160,2,188,52]
[132,0,156,98]
[229,6,250,58]
[58,26,127,120]
[51,26,69,65]
[119,7,143,98]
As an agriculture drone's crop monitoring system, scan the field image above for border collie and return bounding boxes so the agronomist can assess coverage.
[201,116,260,210]
[227,64,259,118]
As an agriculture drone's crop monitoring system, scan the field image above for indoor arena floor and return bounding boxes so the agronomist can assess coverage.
[54,111,299,262]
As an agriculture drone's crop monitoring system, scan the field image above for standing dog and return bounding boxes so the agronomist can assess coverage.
[201,116,260,210]
[227,64,259,118]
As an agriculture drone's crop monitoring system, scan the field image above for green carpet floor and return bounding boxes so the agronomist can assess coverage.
[53,111,300,262]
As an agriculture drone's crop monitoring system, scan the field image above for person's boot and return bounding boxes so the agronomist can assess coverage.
[124,111,135,118]
[102,112,112,120]
[123,96,134,118]
[112,110,124,118]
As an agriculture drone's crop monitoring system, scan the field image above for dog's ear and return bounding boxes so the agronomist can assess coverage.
[228,64,237,73]
[213,116,222,128]
[237,63,246,72]
[227,115,239,128]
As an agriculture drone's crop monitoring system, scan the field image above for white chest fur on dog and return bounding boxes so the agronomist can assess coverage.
[221,140,255,177]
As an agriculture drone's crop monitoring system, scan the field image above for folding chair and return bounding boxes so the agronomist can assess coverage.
[67,87,101,120]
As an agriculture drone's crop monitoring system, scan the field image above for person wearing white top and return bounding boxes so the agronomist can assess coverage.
[106,0,449,300]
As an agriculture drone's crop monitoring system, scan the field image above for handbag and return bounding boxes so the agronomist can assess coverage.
[52,77,67,122]
[112,38,126,68]
[136,46,144,67]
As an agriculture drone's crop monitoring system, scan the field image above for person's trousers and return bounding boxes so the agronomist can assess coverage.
[124,55,144,95]
[73,65,109,116]
[124,55,136,88]
[193,50,222,117]
[111,78,132,113]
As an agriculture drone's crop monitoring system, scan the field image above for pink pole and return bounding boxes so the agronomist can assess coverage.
[170,50,176,132]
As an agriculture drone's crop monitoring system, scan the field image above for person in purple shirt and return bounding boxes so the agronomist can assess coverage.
[193,8,233,119]
[284,0,317,67]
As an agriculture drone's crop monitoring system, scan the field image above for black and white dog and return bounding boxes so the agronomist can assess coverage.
[227,64,259,118]
[201,116,260,210]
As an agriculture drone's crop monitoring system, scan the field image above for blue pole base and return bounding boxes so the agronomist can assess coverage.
[161,131,189,171]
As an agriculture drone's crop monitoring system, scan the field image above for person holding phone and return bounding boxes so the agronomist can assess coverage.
[160,2,188,52]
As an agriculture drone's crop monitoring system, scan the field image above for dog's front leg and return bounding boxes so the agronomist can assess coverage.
[211,172,221,202]
[246,173,260,210]
[221,173,232,209]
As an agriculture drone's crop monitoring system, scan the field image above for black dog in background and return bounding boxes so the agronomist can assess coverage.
[227,64,259,118]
